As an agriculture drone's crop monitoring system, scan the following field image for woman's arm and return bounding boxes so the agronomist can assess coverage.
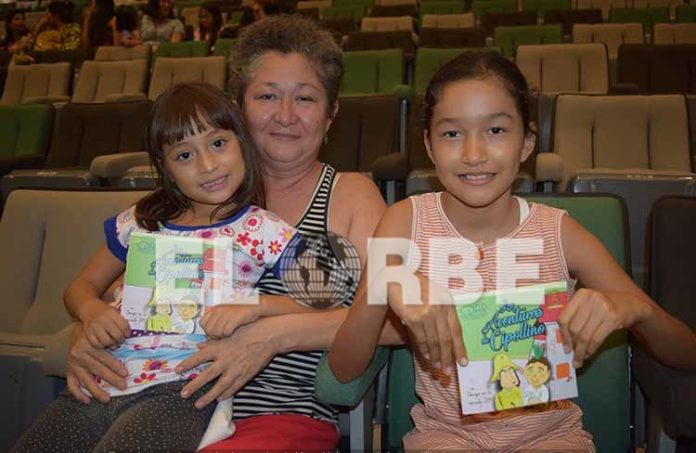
[561,215,696,370]
[169,19,184,43]
[80,6,92,48]
[64,245,129,348]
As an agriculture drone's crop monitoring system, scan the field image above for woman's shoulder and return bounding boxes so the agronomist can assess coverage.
[332,172,385,209]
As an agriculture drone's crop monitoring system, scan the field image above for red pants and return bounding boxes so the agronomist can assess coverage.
[201,413,340,452]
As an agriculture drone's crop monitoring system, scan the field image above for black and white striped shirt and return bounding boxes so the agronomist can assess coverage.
[233,164,352,423]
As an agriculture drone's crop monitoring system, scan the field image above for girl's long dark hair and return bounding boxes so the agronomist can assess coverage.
[87,0,115,46]
[135,83,265,231]
[198,2,222,45]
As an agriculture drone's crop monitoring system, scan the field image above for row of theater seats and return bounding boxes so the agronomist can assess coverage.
[0,189,693,453]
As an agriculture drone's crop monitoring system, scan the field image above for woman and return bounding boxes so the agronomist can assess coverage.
[140,0,183,44]
[195,2,222,50]
[33,0,81,51]
[0,9,30,52]
[63,14,390,450]
[81,0,115,48]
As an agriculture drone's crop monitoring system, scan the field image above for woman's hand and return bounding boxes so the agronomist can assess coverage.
[199,304,261,339]
[558,288,651,368]
[65,323,128,404]
[386,269,468,373]
[176,317,280,408]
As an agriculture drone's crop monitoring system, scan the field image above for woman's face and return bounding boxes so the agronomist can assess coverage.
[199,8,213,29]
[243,51,335,169]
[159,0,173,16]
[9,13,25,30]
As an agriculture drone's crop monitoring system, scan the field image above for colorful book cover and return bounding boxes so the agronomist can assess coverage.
[122,232,237,335]
[454,282,577,414]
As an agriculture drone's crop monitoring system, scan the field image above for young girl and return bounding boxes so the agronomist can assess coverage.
[12,83,319,453]
[195,2,222,51]
[112,5,141,47]
[0,9,30,52]
[329,51,696,451]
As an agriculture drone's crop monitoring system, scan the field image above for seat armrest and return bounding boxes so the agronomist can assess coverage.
[535,152,564,183]
[90,152,150,179]
[315,347,389,407]
[105,93,148,103]
[22,95,71,105]
[371,152,408,181]
[392,84,414,102]
[42,324,73,378]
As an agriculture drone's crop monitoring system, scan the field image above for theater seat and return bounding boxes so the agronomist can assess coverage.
[0,104,53,177]
[0,62,71,106]
[494,24,563,58]
[652,23,696,44]
[148,56,227,100]
[0,189,148,452]
[94,44,151,61]
[616,44,696,94]
[421,13,475,29]
[71,59,148,103]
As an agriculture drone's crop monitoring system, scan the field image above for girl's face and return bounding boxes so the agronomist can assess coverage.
[243,51,336,170]
[425,77,534,211]
[9,13,25,30]
[162,123,246,220]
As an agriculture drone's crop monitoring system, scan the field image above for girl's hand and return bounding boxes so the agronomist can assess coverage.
[176,317,279,408]
[386,270,468,372]
[199,304,261,339]
[558,288,651,368]
[66,323,128,404]
[81,302,130,349]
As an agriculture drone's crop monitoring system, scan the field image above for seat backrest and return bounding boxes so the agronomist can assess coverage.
[345,30,416,55]
[609,7,670,31]
[419,27,489,48]
[371,3,417,15]
[494,24,563,58]
[544,8,603,35]
[575,0,628,19]
[480,11,540,34]
[421,13,475,29]
[573,23,644,59]
[553,94,691,183]
[652,23,696,43]
[470,0,517,19]
[0,104,53,159]
[617,44,696,93]
[676,4,696,22]
[44,101,151,168]
[213,38,236,57]
[72,59,148,102]
[376,0,417,5]
[148,56,226,100]
[649,195,696,326]
[320,95,399,171]
[633,0,683,16]
[386,194,631,453]
[414,47,468,94]
[420,1,466,17]
[0,62,71,106]
[297,0,332,9]
[154,40,209,59]
[322,4,366,20]
[0,189,148,335]
[516,43,609,94]
[181,6,200,27]
[341,49,403,95]
[520,0,573,14]
[361,15,413,31]
[334,0,374,9]
[95,44,150,61]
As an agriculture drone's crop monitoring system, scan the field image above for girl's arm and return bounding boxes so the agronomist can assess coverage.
[64,245,129,349]
[80,9,92,48]
[561,215,696,370]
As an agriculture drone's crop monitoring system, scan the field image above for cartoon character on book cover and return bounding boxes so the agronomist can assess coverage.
[455,282,578,414]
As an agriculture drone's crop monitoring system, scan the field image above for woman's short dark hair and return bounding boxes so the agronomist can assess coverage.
[48,0,76,24]
[423,51,534,138]
[232,14,343,116]
[135,83,265,231]
[200,2,222,32]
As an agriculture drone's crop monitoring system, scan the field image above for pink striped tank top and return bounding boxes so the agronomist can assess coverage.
[403,192,594,452]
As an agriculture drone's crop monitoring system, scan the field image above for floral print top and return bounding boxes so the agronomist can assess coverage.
[100,205,299,396]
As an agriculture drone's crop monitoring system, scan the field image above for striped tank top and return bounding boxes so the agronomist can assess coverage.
[403,192,594,452]
[232,164,345,423]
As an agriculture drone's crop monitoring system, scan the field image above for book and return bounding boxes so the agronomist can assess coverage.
[121,232,238,335]
[454,281,577,414]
